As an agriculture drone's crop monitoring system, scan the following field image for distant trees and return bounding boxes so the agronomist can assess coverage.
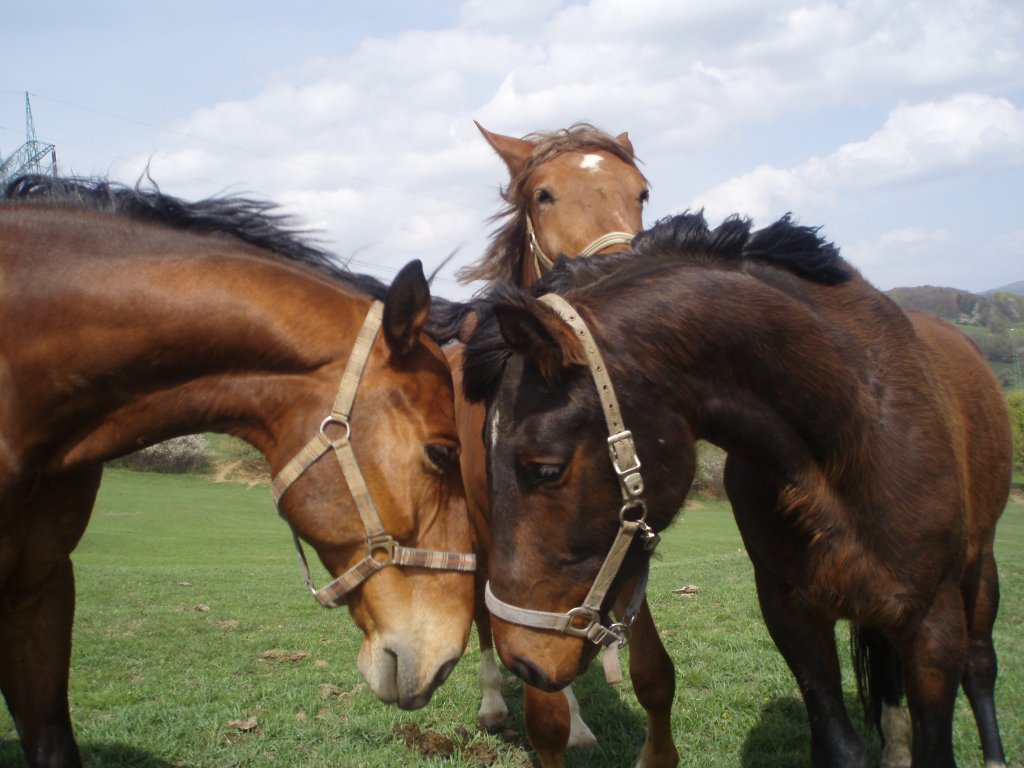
[887,287,1024,387]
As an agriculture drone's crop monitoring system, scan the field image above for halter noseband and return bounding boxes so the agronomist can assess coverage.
[525,214,634,278]
[484,293,659,683]
[270,299,476,608]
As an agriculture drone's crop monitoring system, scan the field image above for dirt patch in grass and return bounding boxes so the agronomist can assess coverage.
[394,722,530,766]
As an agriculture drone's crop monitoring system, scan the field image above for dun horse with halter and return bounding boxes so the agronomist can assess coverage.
[0,176,475,768]
[463,212,1011,767]
[443,123,677,767]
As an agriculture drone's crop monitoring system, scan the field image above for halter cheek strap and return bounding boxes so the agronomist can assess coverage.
[271,300,476,608]
[525,214,634,277]
[484,293,659,684]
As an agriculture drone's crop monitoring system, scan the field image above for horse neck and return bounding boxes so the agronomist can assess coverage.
[605,273,878,491]
[11,249,366,474]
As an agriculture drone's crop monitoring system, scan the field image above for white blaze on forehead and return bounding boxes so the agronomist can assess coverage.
[579,153,603,172]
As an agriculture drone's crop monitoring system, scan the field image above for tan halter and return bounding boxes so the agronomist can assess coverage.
[525,213,634,277]
[271,300,476,608]
[484,293,659,683]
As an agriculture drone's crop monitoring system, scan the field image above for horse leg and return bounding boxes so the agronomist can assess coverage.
[851,626,910,768]
[727,460,863,767]
[522,685,570,768]
[751,562,865,767]
[473,577,510,732]
[897,578,966,768]
[960,550,1006,768]
[609,592,677,768]
[0,467,99,768]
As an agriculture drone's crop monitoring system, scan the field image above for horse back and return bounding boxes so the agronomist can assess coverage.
[906,310,1012,543]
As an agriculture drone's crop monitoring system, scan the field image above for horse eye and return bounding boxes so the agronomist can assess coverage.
[639,188,650,204]
[424,443,457,474]
[525,461,566,486]
[535,188,555,205]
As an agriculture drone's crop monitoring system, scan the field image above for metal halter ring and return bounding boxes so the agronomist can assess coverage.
[319,415,352,443]
[619,498,648,524]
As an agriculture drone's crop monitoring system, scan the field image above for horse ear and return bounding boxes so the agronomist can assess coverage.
[383,260,431,357]
[616,131,635,157]
[475,121,533,179]
[493,298,587,383]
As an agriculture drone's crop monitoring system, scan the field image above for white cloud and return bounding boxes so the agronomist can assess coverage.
[694,93,1024,222]
[843,226,1023,293]
[71,0,1019,295]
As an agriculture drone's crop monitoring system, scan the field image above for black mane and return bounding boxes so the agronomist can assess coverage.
[3,174,467,345]
[3,174,401,296]
[462,210,854,402]
[633,211,851,285]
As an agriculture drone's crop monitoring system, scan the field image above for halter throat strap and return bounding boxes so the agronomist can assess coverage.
[271,300,475,608]
[524,214,634,277]
[484,293,659,683]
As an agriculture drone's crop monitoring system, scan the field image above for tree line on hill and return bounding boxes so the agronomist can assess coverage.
[887,285,1024,389]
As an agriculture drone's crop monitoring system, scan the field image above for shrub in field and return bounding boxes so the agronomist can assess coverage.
[1009,390,1024,470]
[692,440,727,498]
[108,434,211,474]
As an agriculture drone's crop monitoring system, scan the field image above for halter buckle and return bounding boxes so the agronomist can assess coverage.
[608,430,644,498]
[564,606,602,638]
[367,533,396,566]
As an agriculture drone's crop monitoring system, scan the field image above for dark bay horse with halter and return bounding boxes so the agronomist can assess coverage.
[0,176,476,768]
[462,212,1012,767]
[445,123,677,767]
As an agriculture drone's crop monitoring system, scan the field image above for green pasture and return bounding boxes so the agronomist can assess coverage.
[1,469,1021,767]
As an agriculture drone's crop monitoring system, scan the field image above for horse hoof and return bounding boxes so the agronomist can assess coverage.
[567,722,597,749]
[477,704,510,733]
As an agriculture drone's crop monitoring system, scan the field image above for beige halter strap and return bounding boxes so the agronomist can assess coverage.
[525,213,634,277]
[484,293,659,683]
[271,300,476,608]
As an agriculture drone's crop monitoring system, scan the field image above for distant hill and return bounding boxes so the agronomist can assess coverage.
[886,285,1024,329]
[983,280,1024,297]
[886,285,1023,388]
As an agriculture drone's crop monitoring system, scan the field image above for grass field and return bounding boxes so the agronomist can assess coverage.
[1,469,1021,767]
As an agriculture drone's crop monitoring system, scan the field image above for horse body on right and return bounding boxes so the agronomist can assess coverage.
[464,211,1012,767]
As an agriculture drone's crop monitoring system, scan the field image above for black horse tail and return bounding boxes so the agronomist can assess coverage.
[850,624,904,735]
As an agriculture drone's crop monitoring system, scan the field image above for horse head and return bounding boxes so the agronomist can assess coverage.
[461,122,649,289]
[269,261,475,709]
[463,284,693,690]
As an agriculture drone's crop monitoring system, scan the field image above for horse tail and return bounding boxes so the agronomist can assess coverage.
[850,624,904,735]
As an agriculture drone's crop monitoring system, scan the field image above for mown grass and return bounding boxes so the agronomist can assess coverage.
[0,469,1021,766]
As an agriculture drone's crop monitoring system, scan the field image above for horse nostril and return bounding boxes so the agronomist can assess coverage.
[431,656,459,691]
[509,656,561,693]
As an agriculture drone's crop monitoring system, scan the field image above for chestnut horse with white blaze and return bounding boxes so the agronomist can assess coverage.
[442,123,678,768]
[0,176,475,768]
[463,212,1011,768]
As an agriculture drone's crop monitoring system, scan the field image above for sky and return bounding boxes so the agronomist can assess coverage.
[3,0,1022,300]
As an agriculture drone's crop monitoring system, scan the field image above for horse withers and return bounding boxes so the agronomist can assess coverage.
[463,212,1012,767]
[0,177,475,768]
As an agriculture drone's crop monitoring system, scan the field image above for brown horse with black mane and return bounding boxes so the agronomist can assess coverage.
[462,212,1011,767]
[445,123,678,767]
[0,176,475,768]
